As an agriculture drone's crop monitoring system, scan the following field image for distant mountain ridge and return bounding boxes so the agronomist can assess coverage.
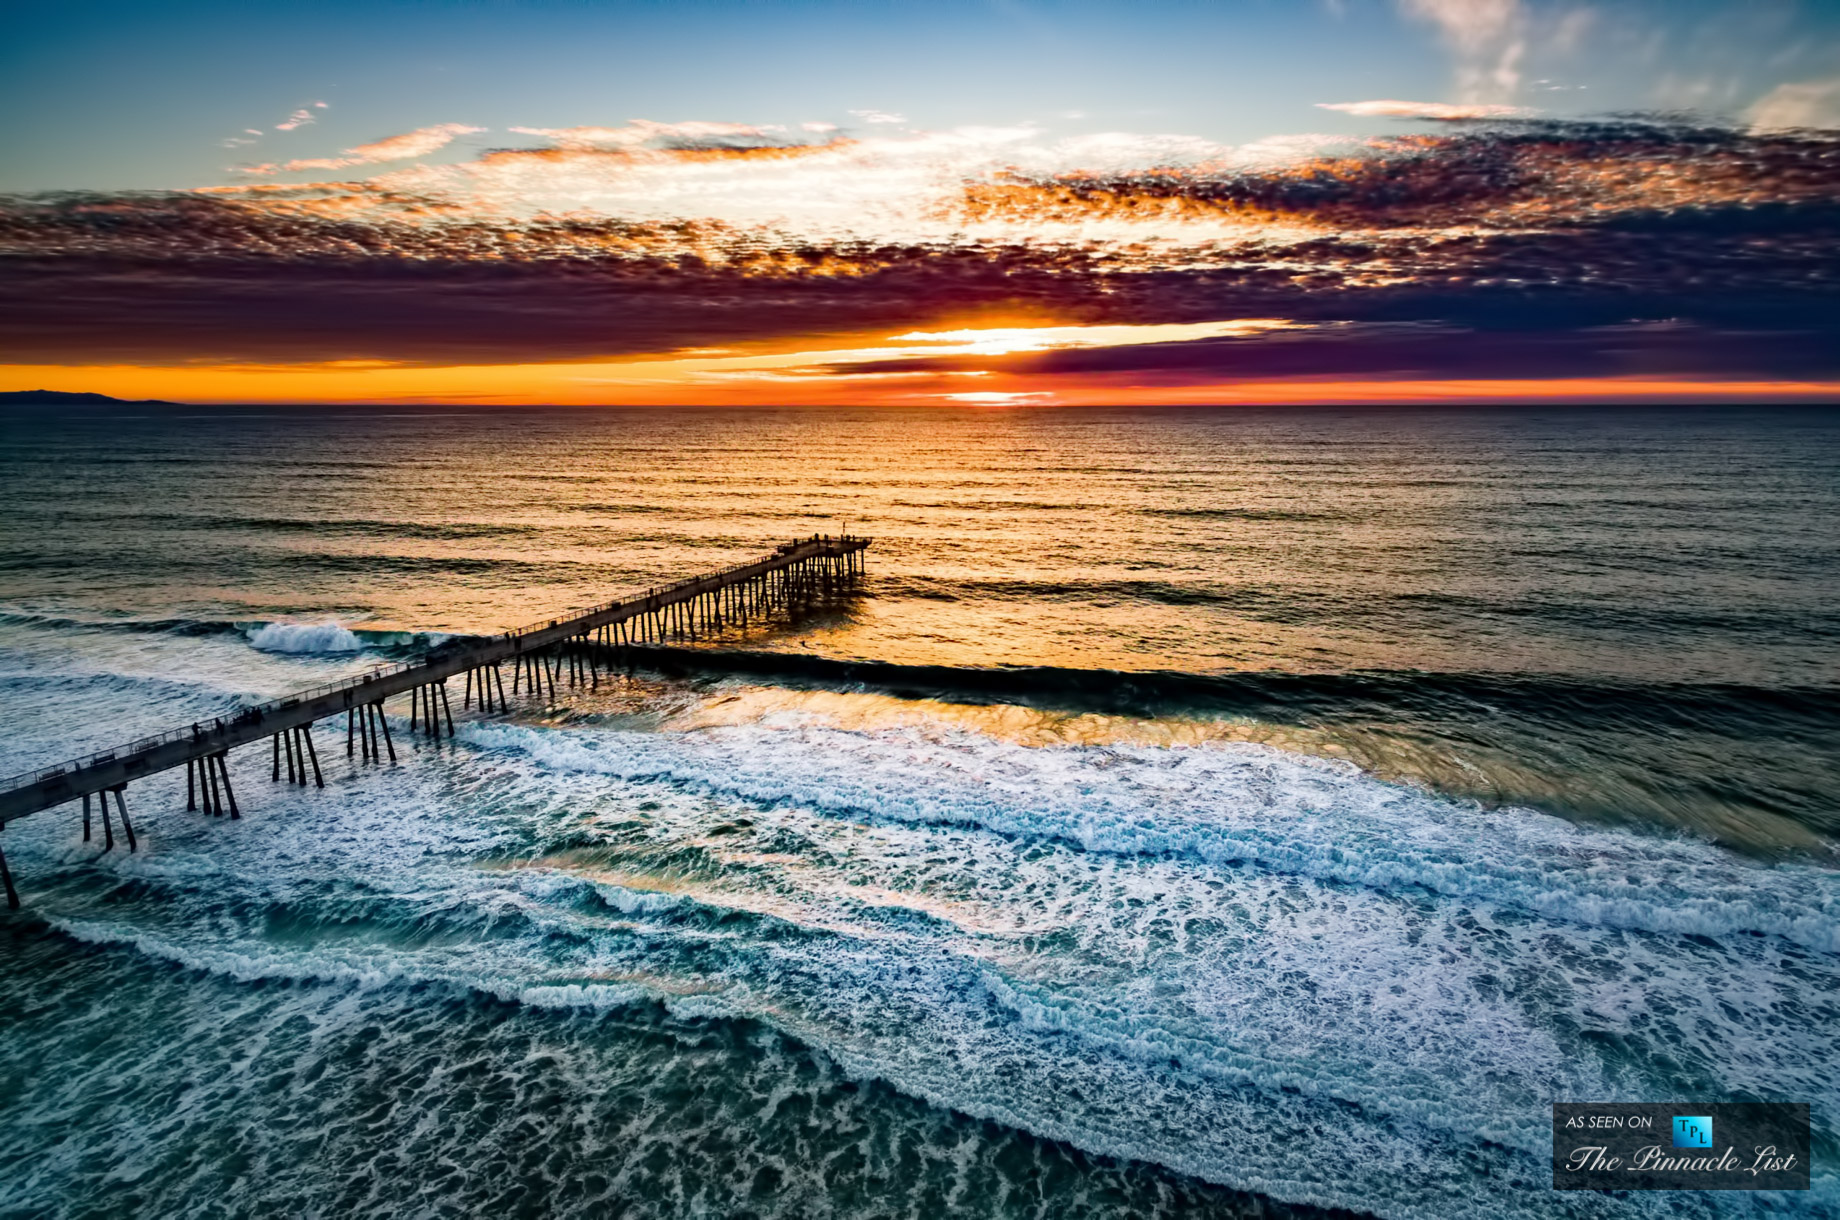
[0,390,182,405]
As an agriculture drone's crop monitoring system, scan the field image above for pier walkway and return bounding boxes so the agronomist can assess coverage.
[0,535,871,907]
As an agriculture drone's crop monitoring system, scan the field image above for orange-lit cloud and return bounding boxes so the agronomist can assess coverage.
[239,123,487,175]
[1317,100,1533,120]
[508,120,775,148]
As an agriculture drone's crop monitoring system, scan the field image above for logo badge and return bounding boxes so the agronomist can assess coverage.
[1673,1116,1713,1148]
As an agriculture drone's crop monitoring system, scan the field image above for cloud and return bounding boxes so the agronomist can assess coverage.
[509,120,772,149]
[1749,78,1840,132]
[1399,0,1526,102]
[8,116,1840,387]
[849,109,907,125]
[1318,100,1534,120]
[235,124,488,175]
[801,121,839,134]
[347,123,485,162]
[269,101,331,133]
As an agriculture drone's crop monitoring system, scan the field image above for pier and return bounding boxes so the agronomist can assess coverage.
[0,535,871,908]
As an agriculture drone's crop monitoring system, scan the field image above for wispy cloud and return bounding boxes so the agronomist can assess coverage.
[1399,0,1526,102]
[1318,100,1534,120]
[274,101,329,132]
[235,123,487,175]
[849,109,907,125]
[1749,78,1840,131]
[508,120,773,149]
[347,123,486,161]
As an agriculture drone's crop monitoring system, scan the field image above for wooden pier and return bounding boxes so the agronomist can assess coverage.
[0,535,871,909]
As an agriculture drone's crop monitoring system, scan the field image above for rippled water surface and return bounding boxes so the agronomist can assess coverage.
[0,404,1835,1218]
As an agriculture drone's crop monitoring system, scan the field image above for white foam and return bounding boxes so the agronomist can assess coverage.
[246,620,363,654]
[458,718,1840,953]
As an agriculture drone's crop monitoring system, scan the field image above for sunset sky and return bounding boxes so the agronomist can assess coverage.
[4,0,1839,405]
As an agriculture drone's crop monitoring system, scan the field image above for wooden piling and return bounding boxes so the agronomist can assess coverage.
[113,787,136,853]
[375,703,396,762]
[83,791,92,841]
[216,753,239,819]
[0,830,17,910]
[300,725,324,787]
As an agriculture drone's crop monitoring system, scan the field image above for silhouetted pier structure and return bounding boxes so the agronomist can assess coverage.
[0,535,871,908]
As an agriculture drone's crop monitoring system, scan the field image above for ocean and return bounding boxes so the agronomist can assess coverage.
[0,403,1835,1219]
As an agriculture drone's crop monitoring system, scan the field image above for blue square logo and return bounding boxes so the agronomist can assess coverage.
[1673,1116,1713,1148]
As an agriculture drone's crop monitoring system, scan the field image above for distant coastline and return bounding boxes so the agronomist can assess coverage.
[0,390,183,406]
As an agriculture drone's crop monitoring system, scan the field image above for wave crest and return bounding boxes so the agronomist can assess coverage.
[247,620,363,654]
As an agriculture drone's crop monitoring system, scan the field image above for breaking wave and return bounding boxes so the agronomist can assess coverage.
[245,620,364,653]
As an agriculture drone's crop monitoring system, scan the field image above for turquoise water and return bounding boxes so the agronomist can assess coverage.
[0,404,1835,1217]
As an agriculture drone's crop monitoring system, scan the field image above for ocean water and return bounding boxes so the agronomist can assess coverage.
[0,403,1834,1219]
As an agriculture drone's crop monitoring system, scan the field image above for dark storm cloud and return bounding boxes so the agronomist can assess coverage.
[838,321,1840,384]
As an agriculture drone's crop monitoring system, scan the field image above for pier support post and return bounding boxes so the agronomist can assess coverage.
[300,725,324,787]
[375,703,396,762]
[83,792,92,841]
[216,753,239,819]
[439,683,455,738]
[0,828,17,910]
[112,787,136,853]
[100,789,115,850]
[273,734,281,781]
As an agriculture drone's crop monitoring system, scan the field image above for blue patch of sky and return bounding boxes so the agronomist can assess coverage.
[1,0,1836,191]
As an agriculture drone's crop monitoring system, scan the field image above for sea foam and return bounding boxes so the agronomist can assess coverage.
[246,620,363,654]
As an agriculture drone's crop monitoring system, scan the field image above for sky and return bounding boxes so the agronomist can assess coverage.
[2,0,1839,405]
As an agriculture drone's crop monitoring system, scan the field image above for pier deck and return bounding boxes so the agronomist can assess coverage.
[0,535,869,904]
